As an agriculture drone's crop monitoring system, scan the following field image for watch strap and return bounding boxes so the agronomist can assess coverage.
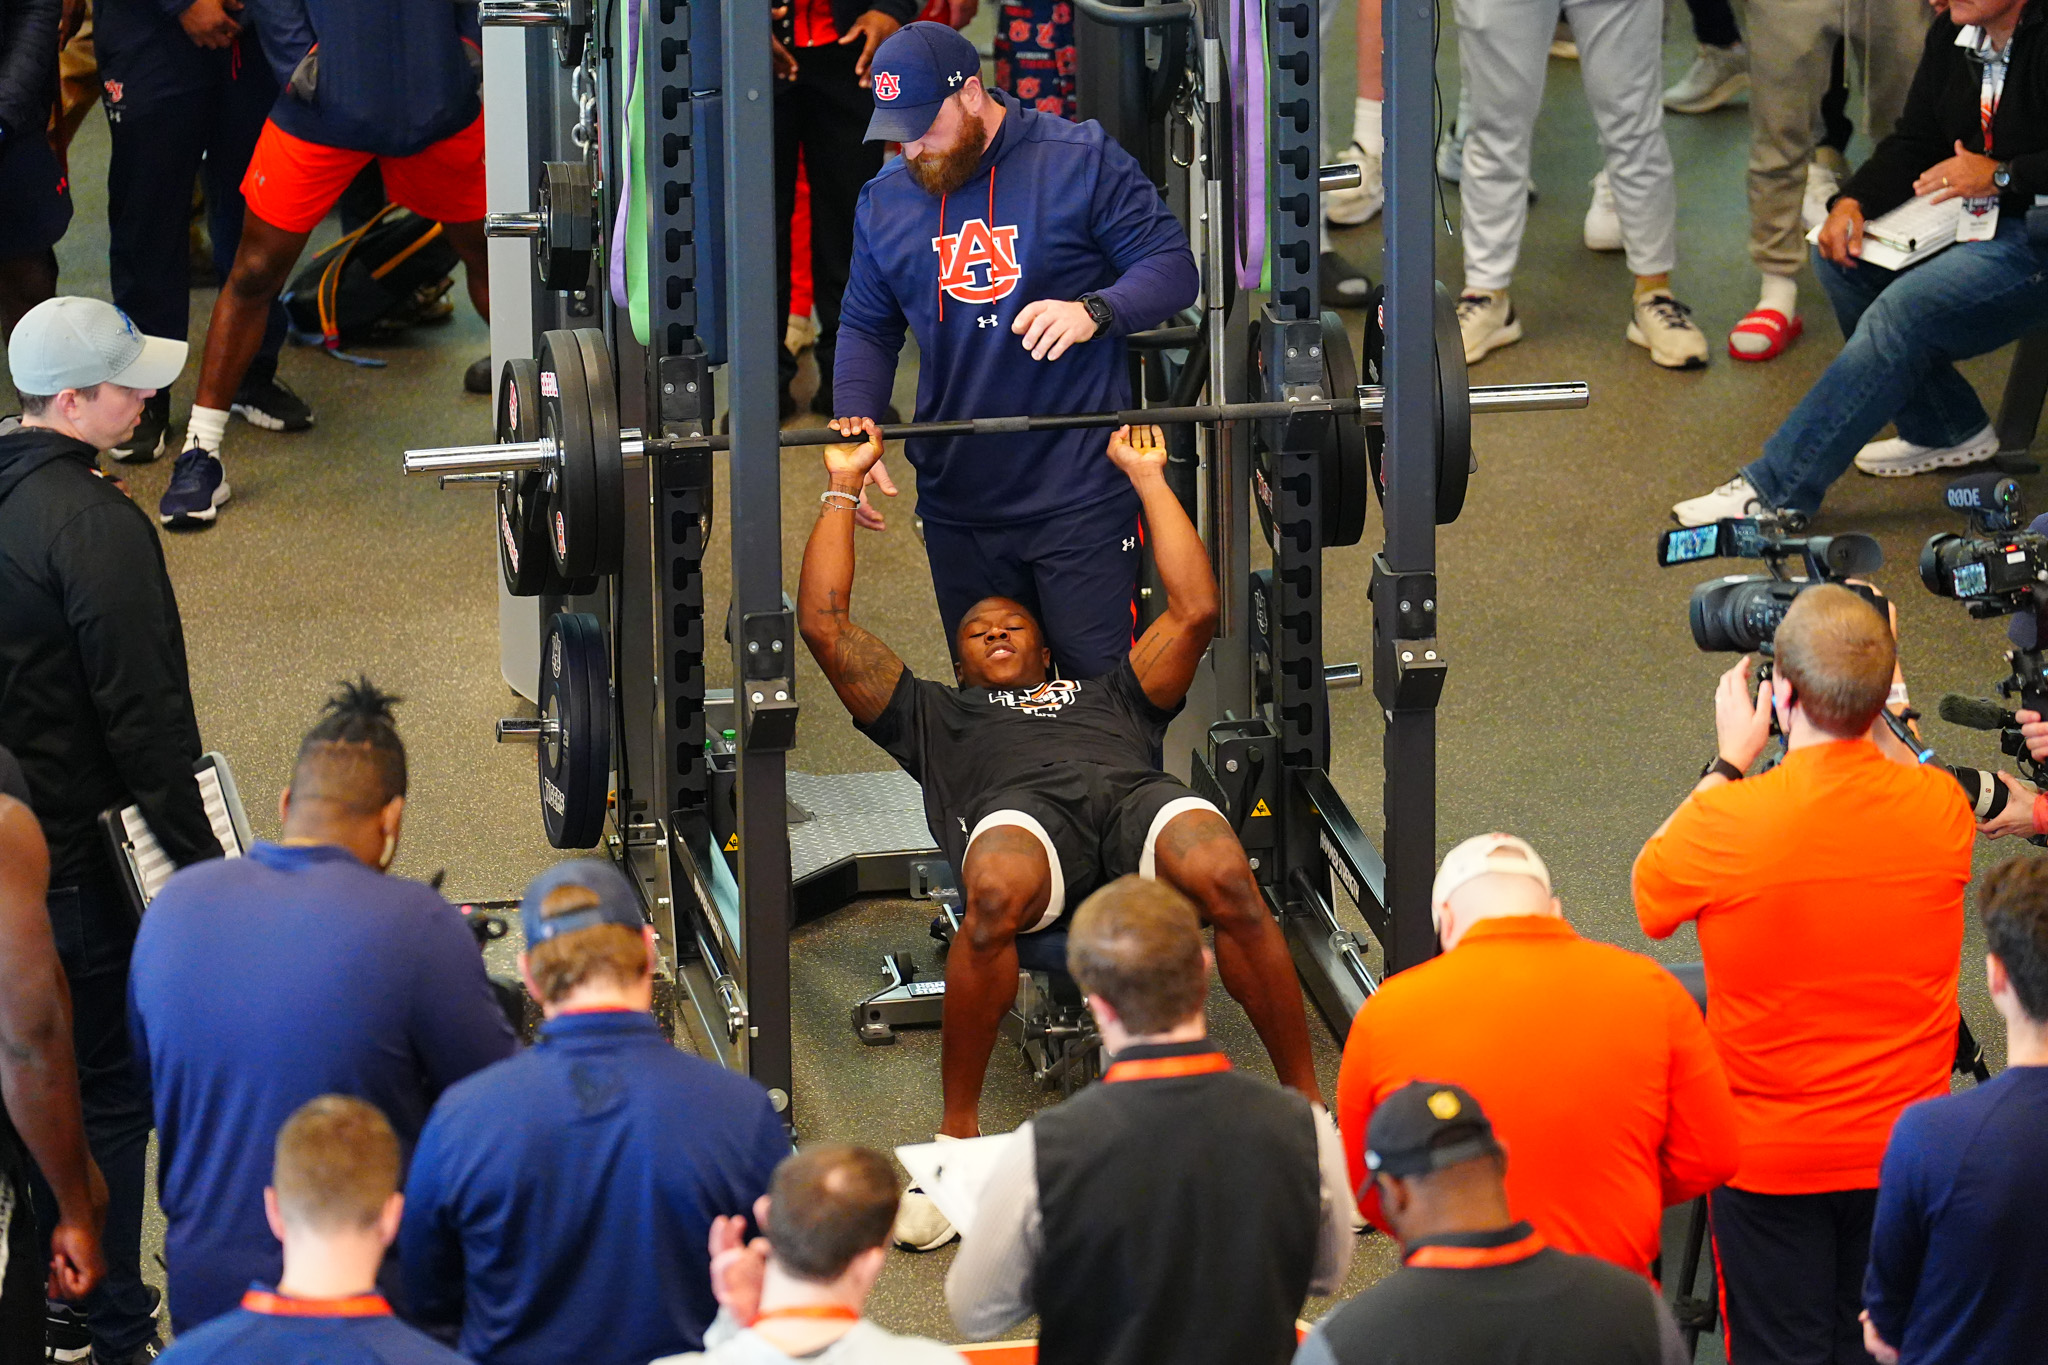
[1080,292,1115,329]
[1701,756,1745,783]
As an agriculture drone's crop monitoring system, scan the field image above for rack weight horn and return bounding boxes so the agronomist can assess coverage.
[419,326,1589,581]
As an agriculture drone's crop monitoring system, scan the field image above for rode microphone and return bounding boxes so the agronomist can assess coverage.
[1945,473,2026,532]
[1938,693,2019,732]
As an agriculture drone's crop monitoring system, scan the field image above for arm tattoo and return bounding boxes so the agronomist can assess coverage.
[829,622,905,723]
[1130,629,1177,680]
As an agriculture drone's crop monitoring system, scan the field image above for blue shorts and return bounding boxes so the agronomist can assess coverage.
[920,490,1142,680]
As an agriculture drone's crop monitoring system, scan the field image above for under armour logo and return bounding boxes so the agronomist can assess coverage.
[947,72,963,86]
[976,315,998,328]
[874,71,901,100]
[1121,536,1136,551]
[958,817,969,833]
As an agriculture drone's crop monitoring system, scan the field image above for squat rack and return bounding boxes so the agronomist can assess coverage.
[447,0,1587,1123]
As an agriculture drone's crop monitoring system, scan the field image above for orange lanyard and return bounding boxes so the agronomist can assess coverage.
[1405,1229,1548,1270]
[240,1290,392,1318]
[753,1306,861,1325]
[1103,1051,1232,1083]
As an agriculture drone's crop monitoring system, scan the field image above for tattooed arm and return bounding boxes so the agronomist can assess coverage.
[1109,425,1218,708]
[798,419,908,725]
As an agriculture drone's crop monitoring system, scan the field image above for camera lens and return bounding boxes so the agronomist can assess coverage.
[1689,577,1796,653]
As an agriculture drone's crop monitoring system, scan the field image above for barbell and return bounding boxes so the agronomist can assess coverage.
[418,325,1588,587]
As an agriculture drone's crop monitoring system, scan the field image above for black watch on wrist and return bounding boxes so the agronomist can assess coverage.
[1079,293,1116,332]
[1993,161,2013,191]
[1701,756,1745,783]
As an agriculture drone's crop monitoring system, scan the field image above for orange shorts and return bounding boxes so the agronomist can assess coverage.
[241,114,486,235]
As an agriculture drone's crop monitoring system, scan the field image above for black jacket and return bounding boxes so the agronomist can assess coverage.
[0,0,61,141]
[0,425,215,889]
[1843,0,2048,218]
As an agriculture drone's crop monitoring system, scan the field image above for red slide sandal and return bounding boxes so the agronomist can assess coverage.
[1727,308,1803,363]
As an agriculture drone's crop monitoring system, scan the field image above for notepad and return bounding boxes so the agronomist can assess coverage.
[100,752,251,916]
[897,1133,1023,1237]
[1808,194,1961,271]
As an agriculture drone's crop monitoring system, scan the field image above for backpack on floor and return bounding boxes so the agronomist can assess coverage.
[282,204,459,364]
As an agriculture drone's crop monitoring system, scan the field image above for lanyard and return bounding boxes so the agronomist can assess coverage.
[754,1306,861,1325]
[1102,1051,1232,1083]
[1977,34,2010,155]
[240,1290,392,1318]
[1404,1228,1548,1270]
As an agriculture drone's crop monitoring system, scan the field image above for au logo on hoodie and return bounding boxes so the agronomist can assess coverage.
[933,218,1023,305]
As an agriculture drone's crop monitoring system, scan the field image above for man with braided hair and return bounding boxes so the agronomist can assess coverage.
[130,679,518,1335]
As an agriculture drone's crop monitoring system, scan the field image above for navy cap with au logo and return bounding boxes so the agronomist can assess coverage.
[864,21,982,144]
[1364,1081,1506,1180]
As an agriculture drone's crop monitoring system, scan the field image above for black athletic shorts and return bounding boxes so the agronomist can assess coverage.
[951,763,1221,932]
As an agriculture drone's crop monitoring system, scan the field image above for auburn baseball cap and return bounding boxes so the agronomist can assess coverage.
[520,859,646,947]
[864,21,982,144]
[6,297,186,396]
[1430,832,1550,915]
[1365,1081,1505,1179]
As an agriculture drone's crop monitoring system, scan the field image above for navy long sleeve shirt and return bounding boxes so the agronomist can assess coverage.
[156,1290,472,1365]
[1862,1064,2048,1362]
[397,1010,789,1365]
[834,91,1198,526]
[130,843,520,1333]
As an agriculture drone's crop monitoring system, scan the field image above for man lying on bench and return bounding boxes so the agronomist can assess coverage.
[799,417,1322,1248]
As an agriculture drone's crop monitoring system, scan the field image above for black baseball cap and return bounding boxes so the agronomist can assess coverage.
[519,859,645,947]
[864,21,982,144]
[1364,1081,1505,1179]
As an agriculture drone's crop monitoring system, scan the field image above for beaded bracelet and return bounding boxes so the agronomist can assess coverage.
[819,490,861,511]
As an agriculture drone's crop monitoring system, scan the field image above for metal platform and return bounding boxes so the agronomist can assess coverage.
[787,768,940,924]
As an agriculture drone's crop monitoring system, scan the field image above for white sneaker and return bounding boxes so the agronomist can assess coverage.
[1584,170,1622,252]
[784,312,818,355]
[1549,19,1578,58]
[1663,42,1749,114]
[1672,474,1767,527]
[1801,159,1841,233]
[1852,424,1999,477]
[1627,291,1709,370]
[891,1189,959,1251]
[1325,142,1384,225]
[1456,289,1522,365]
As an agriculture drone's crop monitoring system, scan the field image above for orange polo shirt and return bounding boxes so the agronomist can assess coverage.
[1334,915,1739,1278]
[1634,737,1973,1195]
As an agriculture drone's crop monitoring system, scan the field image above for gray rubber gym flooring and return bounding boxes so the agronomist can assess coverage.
[15,2,2028,1351]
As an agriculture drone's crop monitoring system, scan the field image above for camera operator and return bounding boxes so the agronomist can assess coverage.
[1632,583,1976,1365]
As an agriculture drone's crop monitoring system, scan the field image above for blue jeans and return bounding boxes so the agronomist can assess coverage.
[1743,219,2048,517]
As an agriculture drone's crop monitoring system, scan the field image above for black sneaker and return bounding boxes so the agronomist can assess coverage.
[158,447,231,528]
[231,375,314,432]
[90,1334,163,1365]
[464,356,492,395]
[109,391,171,464]
[46,1302,91,1363]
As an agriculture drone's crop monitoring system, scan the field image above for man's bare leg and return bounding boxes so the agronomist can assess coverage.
[940,826,1052,1138]
[1153,810,1323,1104]
[1357,0,1383,104]
[441,219,491,320]
[194,211,312,413]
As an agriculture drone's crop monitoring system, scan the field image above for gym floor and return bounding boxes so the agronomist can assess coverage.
[18,0,2028,1350]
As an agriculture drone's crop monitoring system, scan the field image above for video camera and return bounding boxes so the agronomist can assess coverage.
[1657,514,1887,653]
[1919,473,2048,618]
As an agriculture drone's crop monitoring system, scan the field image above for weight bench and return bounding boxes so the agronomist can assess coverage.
[852,875,1106,1096]
[1657,961,1993,1356]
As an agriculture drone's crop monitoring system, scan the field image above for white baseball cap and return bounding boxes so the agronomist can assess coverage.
[6,297,186,396]
[1431,833,1552,915]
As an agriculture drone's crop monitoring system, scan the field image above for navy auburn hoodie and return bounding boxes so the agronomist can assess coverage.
[834,91,1199,527]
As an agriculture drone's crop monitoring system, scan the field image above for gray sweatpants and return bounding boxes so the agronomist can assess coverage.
[1456,0,1675,289]
[1747,0,1931,276]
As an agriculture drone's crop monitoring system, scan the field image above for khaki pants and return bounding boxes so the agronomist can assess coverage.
[50,18,98,167]
[1746,0,1929,276]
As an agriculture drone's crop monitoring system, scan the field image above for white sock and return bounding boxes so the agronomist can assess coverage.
[1354,97,1383,154]
[185,405,229,454]
[1729,275,1799,356]
[1321,220,1333,253]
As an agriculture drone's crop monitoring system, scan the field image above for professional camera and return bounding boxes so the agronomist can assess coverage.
[1919,473,2048,618]
[1658,514,1886,654]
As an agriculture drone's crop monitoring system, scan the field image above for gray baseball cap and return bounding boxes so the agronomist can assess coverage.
[6,297,186,396]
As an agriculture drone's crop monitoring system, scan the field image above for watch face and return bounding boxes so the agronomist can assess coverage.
[1995,165,2011,188]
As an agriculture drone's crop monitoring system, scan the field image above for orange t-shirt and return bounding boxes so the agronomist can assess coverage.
[1633,737,1973,1195]
[1334,916,1739,1279]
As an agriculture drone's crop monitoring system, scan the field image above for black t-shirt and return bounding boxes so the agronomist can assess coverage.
[0,744,26,807]
[857,660,1180,832]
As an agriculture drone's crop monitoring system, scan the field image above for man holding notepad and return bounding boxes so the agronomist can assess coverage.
[1671,0,2048,528]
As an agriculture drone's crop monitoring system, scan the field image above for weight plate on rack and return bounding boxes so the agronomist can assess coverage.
[1319,310,1369,548]
[538,611,611,849]
[537,162,595,290]
[540,330,599,579]
[572,327,625,577]
[496,359,555,597]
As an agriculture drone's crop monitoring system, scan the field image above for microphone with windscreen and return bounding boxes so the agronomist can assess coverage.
[1938,693,2020,732]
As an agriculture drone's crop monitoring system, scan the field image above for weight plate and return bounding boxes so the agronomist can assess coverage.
[1433,281,1473,525]
[1360,282,1388,507]
[572,327,625,577]
[1320,310,1369,548]
[537,162,595,290]
[538,611,611,849]
[496,359,555,597]
[540,330,599,579]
